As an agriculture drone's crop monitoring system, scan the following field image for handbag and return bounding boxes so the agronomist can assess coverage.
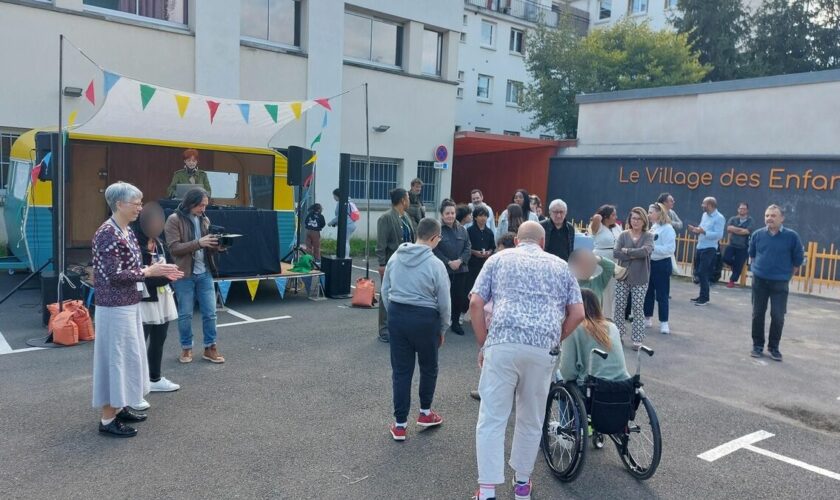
[614,263,629,281]
[351,277,377,308]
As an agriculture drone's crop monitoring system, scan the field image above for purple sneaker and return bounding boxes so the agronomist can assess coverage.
[512,479,532,500]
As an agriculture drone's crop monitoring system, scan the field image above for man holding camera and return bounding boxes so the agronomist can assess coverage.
[165,188,225,364]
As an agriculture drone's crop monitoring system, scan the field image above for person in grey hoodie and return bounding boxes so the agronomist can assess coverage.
[381,217,451,442]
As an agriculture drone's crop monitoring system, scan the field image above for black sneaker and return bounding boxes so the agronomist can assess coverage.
[750,347,763,358]
[768,349,783,362]
[378,335,389,343]
[690,297,700,302]
[99,419,137,438]
[116,408,147,422]
[451,324,465,336]
[694,299,709,306]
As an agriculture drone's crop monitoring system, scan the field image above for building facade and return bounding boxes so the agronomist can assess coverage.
[577,0,765,31]
[0,0,462,242]
[455,0,587,139]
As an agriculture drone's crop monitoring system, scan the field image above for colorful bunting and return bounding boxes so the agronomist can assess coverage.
[264,104,278,123]
[140,84,156,110]
[174,94,190,118]
[67,110,78,127]
[206,100,220,124]
[304,153,317,166]
[104,71,120,96]
[85,80,95,105]
[322,111,328,128]
[309,132,322,149]
[314,98,332,111]
[246,279,260,301]
[290,101,302,120]
[237,103,250,124]
[274,278,287,299]
[217,280,232,304]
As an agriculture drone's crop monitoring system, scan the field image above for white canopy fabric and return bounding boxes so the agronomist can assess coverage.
[72,72,323,149]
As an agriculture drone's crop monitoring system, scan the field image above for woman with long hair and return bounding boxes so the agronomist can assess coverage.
[613,207,654,350]
[496,188,538,240]
[560,289,629,385]
[589,204,623,320]
[644,203,676,335]
[496,203,524,241]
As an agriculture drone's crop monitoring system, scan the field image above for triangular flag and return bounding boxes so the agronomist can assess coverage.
[321,111,328,128]
[207,100,220,124]
[274,278,287,299]
[304,153,317,166]
[217,280,232,304]
[303,173,314,188]
[104,71,120,96]
[237,103,250,124]
[175,94,190,118]
[67,110,78,127]
[309,133,322,148]
[84,80,95,105]
[246,279,260,301]
[290,101,302,120]
[264,104,278,123]
[314,98,332,111]
[140,84,156,110]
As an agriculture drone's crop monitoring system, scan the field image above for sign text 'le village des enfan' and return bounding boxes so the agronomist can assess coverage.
[618,166,840,192]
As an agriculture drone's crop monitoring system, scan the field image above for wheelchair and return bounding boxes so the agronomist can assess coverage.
[541,345,662,481]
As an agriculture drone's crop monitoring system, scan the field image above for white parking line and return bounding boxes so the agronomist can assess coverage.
[0,332,13,354]
[217,316,291,328]
[224,307,256,322]
[742,444,840,481]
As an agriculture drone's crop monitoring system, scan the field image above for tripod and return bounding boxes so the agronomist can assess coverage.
[281,184,318,269]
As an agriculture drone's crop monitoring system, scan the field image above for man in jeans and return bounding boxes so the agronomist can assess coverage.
[380,218,450,441]
[748,205,804,362]
[724,202,754,288]
[469,221,584,500]
[376,188,416,342]
[165,188,225,364]
[688,197,725,306]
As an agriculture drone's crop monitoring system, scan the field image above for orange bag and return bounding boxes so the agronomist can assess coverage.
[51,310,79,346]
[72,306,95,341]
[47,300,82,331]
[351,278,377,308]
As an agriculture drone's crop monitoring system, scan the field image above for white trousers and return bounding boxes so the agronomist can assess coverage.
[476,343,556,484]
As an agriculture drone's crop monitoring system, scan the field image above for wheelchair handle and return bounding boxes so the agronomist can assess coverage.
[587,348,609,378]
[634,345,654,376]
[640,346,654,357]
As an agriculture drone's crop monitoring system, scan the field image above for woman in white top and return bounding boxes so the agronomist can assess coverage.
[496,188,539,239]
[589,205,623,320]
[644,203,677,334]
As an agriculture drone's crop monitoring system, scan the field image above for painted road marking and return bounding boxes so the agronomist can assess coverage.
[217,315,291,328]
[224,307,256,322]
[0,331,45,356]
[700,430,840,481]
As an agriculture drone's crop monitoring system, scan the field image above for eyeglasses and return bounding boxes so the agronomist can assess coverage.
[121,201,143,208]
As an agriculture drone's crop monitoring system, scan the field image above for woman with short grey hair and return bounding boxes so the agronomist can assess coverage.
[92,182,182,437]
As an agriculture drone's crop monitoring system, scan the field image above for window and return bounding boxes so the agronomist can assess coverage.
[629,0,648,14]
[540,134,555,140]
[457,70,465,81]
[422,29,443,76]
[503,130,520,136]
[475,127,490,133]
[598,0,612,19]
[455,125,462,132]
[241,0,300,47]
[1,131,21,190]
[83,0,187,23]
[349,157,398,202]
[10,160,31,198]
[477,74,492,100]
[206,172,239,199]
[456,87,464,98]
[506,80,523,105]
[460,32,467,43]
[463,14,468,26]
[509,28,524,54]
[249,174,274,209]
[344,12,403,67]
[416,161,439,205]
[480,20,495,48]
[666,0,678,8]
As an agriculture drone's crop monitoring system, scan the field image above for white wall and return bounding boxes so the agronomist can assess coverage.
[581,0,766,31]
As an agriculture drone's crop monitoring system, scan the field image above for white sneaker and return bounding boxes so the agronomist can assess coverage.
[459,313,465,325]
[660,322,670,334]
[149,377,180,392]
[463,313,471,323]
[132,398,151,410]
[643,317,653,328]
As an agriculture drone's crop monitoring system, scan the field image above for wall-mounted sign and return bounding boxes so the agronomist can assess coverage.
[434,145,448,163]
[433,162,449,170]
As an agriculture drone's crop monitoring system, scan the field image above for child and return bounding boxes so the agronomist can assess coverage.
[304,203,325,265]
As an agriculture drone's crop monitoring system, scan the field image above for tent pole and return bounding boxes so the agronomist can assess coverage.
[57,34,66,312]
[364,82,370,280]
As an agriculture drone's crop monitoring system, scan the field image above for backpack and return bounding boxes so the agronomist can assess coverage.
[349,202,361,222]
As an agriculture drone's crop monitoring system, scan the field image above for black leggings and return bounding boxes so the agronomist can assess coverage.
[143,323,169,382]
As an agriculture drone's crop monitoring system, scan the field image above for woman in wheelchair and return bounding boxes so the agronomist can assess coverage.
[559,289,629,386]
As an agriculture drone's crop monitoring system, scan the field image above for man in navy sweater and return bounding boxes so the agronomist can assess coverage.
[748,205,804,361]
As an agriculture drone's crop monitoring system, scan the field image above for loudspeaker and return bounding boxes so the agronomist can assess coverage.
[336,153,351,259]
[286,146,314,186]
[41,271,84,326]
[321,255,352,298]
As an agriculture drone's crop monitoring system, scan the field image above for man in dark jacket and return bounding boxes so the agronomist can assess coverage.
[376,188,416,342]
[407,178,426,226]
[540,199,575,262]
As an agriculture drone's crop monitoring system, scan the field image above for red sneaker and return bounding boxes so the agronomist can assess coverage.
[389,424,406,441]
[416,410,443,428]
[726,281,735,288]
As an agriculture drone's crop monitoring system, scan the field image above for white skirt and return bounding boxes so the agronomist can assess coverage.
[92,304,149,409]
[139,286,178,325]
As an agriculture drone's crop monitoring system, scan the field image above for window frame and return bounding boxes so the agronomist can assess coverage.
[480,20,496,49]
[421,28,443,77]
[509,28,525,55]
[343,11,404,70]
[477,74,493,102]
[416,161,439,208]
[0,130,21,192]
[505,80,523,107]
[83,0,188,28]
[503,130,520,137]
[456,87,464,99]
[598,0,612,20]
[474,127,491,133]
[348,157,400,203]
[665,0,678,9]
[629,0,648,15]
[240,0,302,50]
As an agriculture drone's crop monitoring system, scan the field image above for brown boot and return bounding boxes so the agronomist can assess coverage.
[179,349,193,364]
[203,345,225,364]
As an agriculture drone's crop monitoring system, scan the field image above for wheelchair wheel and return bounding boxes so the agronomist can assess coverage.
[542,382,588,482]
[618,395,662,480]
[592,432,605,449]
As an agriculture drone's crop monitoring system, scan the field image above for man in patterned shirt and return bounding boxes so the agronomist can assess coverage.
[469,221,584,500]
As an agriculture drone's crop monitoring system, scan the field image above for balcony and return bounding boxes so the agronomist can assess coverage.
[465,0,589,33]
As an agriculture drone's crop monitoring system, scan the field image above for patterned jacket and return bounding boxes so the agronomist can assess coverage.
[92,220,144,307]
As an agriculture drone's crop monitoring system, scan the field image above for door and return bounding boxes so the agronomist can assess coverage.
[69,143,109,247]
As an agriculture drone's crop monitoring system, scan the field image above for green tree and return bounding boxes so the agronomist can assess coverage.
[811,0,840,69]
[746,0,819,75]
[672,0,751,81]
[522,19,709,138]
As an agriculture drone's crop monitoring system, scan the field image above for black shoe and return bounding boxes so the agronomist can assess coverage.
[99,419,138,438]
[750,347,763,358]
[451,324,465,336]
[378,335,389,343]
[694,299,709,306]
[690,297,700,302]
[469,390,481,401]
[768,349,783,362]
[116,408,148,422]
